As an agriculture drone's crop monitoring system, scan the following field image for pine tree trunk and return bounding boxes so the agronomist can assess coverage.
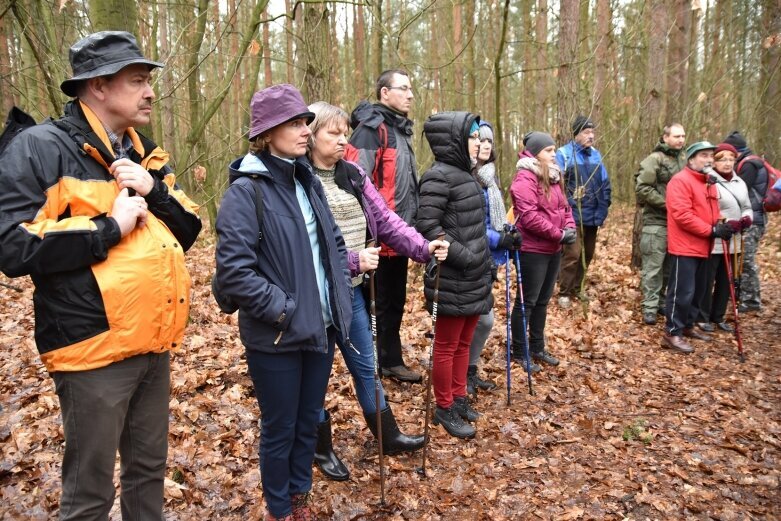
[556,0,579,143]
[759,0,781,164]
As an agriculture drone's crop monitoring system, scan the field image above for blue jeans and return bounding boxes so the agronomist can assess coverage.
[319,288,386,423]
[246,331,335,518]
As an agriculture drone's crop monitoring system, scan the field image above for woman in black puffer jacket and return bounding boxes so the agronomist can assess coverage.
[416,111,494,440]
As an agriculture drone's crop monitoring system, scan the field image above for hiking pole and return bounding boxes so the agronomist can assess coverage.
[513,249,535,396]
[505,252,512,406]
[416,233,445,478]
[366,239,386,505]
[721,238,745,362]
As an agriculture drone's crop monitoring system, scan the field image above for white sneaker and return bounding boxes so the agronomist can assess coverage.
[558,296,572,309]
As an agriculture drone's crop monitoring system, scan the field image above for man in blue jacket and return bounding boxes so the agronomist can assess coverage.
[555,115,612,308]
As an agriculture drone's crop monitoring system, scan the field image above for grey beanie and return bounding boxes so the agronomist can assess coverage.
[479,122,494,141]
[525,131,556,156]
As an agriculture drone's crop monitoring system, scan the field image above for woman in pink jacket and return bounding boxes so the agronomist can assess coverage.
[509,132,575,372]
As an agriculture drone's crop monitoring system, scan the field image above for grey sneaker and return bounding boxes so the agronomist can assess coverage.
[381,365,422,383]
[558,296,572,309]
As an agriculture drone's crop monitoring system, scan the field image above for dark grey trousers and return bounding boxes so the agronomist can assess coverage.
[52,351,170,521]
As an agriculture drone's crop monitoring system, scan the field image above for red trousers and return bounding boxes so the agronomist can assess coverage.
[432,314,479,408]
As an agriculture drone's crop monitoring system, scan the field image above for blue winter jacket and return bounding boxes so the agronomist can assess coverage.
[555,141,612,226]
[482,188,509,267]
[215,151,352,354]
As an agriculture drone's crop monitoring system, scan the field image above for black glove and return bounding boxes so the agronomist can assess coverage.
[509,229,522,249]
[560,228,577,245]
[498,231,515,250]
[490,263,498,282]
[712,222,734,241]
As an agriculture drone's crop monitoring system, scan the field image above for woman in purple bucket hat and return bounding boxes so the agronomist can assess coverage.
[214,84,353,521]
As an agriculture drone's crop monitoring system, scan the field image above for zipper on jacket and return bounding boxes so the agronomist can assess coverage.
[274,330,284,345]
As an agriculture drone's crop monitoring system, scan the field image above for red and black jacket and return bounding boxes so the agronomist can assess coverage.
[345,101,418,256]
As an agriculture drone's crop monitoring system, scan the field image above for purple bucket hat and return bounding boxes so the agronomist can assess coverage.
[248,84,315,140]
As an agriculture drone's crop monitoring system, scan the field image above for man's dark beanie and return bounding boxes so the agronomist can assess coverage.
[572,115,595,136]
[723,130,747,150]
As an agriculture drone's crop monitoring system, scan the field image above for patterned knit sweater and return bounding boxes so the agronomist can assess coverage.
[315,165,368,287]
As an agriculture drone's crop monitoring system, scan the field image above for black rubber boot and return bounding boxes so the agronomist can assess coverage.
[364,405,425,455]
[432,405,476,439]
[313,410,349,481]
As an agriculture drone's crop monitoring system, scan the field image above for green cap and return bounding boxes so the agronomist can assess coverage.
[685,141,716,161]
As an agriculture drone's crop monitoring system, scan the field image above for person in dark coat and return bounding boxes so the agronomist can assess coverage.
[214,85,352,521]
[304,101,448,481]
[416,111,494,440]
[722,130,768,313]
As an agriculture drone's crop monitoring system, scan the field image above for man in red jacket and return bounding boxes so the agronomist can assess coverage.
[663,141,734,353]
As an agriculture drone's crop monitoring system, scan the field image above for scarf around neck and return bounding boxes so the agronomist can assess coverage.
[475,162,506,231]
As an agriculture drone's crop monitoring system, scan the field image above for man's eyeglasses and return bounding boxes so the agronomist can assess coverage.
[387,85,413,93]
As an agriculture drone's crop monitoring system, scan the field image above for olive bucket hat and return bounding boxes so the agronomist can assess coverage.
[685,141,716,161]
[60,31,163,97]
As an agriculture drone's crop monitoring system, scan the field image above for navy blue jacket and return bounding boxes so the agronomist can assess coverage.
[215,151,352,354]
[556,141,612,226]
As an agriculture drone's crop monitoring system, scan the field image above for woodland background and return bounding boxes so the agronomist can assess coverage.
[0,0,780,227]
[1,0,781,519]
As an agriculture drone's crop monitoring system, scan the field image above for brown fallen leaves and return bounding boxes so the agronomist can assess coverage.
[1,207,779,520]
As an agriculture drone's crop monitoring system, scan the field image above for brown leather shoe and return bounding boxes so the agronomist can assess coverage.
[683,327,712,342]
[662,334,694,353]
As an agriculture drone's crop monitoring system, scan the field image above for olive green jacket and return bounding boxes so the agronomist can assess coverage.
[635,143,686,227]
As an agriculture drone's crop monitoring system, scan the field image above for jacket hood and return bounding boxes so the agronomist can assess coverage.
[423,111,479,172]
[228,153,271,183]
[349,100,413,135]
[654,142,684,157]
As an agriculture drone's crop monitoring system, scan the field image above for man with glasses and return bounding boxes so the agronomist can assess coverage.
[635,123,686,325]
[346,69,422,382]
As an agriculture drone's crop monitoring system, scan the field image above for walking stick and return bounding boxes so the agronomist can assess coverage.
[513,249,535,396]
[505,252,512,406]
[416,233,445,478]
[721,238,745,362]
[366,239,386,504]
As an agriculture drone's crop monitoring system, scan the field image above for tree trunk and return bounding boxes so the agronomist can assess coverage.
[632,0,668,270]
[759,0,781,164]
[534,0,548,127]
[284,0,295,83]
[493,0,511,177]
[301,3,332,102]
[666,0,691,121]
[90,0,139,39]
[592,0,612,123]
[556,0,579,143]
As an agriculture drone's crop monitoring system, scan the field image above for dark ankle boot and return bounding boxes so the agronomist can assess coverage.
[433,405,476,439]
[466,365,478,398]
[313,410,349,481]
[364,405,425,455]
[452,396,481,422]
[470,365,497,391]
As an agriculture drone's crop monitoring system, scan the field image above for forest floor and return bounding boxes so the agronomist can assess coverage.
[1,206,779,521]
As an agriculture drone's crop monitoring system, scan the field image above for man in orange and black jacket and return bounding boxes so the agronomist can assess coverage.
[0,32,201,520]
